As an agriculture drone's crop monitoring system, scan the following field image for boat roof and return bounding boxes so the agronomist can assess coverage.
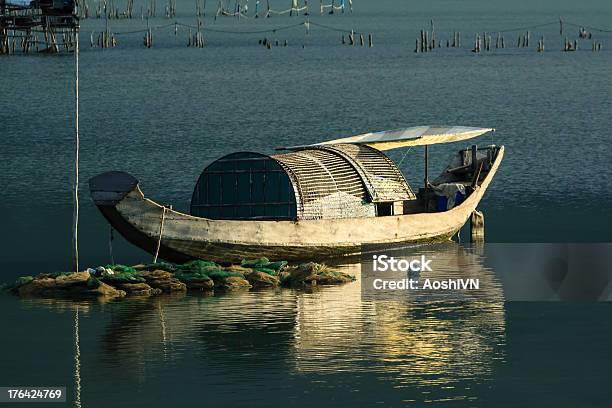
[278,126,494,151]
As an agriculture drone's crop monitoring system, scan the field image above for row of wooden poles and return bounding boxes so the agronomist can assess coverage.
[95,29,117,48]
[563,37,603,52]
[415,28,454,52]
[89,20,373,50]
[415,29,604,53]
[0,26,77,54]
[93,20,205,49]
[79,0,348,20]
[80,0,171,19]
[187,18,205,48]
[341,31,373,47]
[259,38,289,48]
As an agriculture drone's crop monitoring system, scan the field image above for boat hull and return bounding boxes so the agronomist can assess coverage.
[90,147,504,263]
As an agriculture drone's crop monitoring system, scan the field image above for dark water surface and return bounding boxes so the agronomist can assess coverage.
[1,254,611,407]
[1,0,612,406]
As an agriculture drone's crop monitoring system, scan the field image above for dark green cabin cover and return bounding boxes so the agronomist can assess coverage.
[190,152,297,220]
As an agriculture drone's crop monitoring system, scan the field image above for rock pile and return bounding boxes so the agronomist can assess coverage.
[12,272,126,299]
[3,258,355,300]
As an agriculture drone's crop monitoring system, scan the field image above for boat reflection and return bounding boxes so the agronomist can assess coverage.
[293,243,506,385]
[20,243,505,396]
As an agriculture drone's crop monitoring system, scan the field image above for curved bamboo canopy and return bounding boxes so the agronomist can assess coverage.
[280,126,495,151]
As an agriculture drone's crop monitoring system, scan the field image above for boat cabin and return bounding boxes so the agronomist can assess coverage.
[190,126,501,222]
[190,144,415,221]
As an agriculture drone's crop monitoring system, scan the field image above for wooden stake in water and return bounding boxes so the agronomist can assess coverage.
[73,26,80,272]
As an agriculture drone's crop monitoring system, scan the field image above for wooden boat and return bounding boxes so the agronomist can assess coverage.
[89,126,504,262]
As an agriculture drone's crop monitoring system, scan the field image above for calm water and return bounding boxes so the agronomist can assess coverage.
[2,246,612,407]
[1,0,612,406]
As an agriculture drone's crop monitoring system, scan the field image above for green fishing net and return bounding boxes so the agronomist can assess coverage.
[173,260,241,282]
[241,257,287,275]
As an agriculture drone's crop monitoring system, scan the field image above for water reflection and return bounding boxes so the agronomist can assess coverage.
[293,244,505,387]
[18,243,505,405]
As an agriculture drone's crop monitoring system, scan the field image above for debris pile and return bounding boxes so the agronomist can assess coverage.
[2,258,355,299]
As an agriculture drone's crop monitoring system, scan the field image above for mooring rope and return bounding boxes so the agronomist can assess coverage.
[309,20,362,35]
[563,20,612,33]
[177,20,305,34]
[490,20,558,34]
[108,226,115,265]
[462,19,612,35]
[396,146,413,168]
[113,22,175,35]
[112,20,306,36]
[153,206,167,264]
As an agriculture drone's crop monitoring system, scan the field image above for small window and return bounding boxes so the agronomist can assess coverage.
[376,202,393,217]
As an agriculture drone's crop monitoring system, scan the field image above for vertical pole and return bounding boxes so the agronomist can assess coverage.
[108,227,115,264]
[470,210,485,242]
[73,26,80,272]
[74,305,81,408]
[424,145,429,187]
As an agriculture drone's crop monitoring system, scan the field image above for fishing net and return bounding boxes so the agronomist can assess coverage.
[135,262,177,272]
[106,264,138,274]
[173,271,211,282]
[241,257,287,275]
[174,260,242,281]
[252,267,277,275]
[101,264,145,284]
[14,276,34,287]
[0,276,33,292]
[101,272,145,284]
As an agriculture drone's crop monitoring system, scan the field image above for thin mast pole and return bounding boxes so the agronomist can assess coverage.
[73,24,79,272]
[424,145,429,188]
